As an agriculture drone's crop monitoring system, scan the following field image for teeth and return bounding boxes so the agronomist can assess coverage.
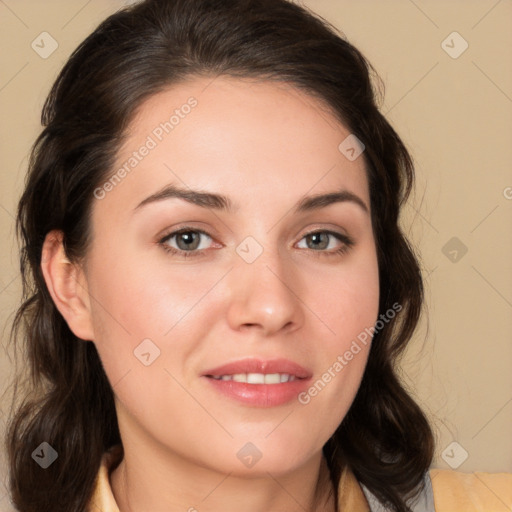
[264,373,281,384]
[247,373,265,384]
[211,373,297,384]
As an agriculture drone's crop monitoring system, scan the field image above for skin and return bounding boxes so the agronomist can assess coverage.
[41,76,380,512]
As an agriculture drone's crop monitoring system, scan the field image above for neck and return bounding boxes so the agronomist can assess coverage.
[110,441,336,512]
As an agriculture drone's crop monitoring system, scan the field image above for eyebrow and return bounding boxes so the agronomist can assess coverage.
[133,184,369,215]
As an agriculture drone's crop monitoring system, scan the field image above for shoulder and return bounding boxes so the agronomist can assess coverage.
[429,468,512,511]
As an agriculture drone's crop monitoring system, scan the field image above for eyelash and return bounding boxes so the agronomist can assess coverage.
[158,227,354,259]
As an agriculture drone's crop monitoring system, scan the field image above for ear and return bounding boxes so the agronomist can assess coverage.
[40,230,95,341]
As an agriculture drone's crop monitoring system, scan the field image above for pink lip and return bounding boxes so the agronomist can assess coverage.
[202,358,312,379]
[202,358,312,407]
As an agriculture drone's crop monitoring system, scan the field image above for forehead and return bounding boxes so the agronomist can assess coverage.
[95,75,370,220]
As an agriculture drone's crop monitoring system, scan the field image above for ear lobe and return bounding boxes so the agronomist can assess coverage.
[40,230,95,341]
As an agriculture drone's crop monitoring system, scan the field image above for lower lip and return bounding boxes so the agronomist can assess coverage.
[204,376,311,407]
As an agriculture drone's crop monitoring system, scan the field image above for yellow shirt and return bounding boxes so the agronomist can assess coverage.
[89,445,512,511]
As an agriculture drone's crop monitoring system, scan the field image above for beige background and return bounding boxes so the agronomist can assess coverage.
[1,0,511,509]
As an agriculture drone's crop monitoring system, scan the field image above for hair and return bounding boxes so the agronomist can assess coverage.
[5,0,434,510]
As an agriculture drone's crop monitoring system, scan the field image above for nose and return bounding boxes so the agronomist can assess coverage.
[225,248,305,337]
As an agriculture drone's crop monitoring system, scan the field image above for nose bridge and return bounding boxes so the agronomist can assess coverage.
[226,236,302,334]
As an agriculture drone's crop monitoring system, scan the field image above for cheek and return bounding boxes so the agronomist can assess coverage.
[306,245,380,346]
[88,259,167,333]
[298,249,379,424]
[85,244,225,384]
[85,254,210,436]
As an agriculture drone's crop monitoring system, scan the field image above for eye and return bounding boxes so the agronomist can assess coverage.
[159,228,214,258]
[158,227,354,259]
[296,230,354,256]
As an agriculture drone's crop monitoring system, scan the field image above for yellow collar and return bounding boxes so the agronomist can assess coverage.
[88,444,370,511]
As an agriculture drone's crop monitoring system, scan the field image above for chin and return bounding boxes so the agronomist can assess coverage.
[208,434,321,477]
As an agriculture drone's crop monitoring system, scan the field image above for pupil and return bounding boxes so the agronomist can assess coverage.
[310,233,328,250]
[178,232,198,250]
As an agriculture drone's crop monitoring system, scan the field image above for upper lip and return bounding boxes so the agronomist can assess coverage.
[202,358,312,379]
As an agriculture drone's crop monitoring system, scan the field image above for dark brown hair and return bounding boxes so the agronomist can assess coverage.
[5,0,433,510]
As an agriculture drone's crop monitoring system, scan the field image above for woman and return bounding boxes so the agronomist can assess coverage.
[5,0,511,511]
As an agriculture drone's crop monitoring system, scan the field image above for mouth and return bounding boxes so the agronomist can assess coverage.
[202,358,312,407]
[207,372,301,383]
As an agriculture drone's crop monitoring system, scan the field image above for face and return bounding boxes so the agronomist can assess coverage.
[82,76,379,475]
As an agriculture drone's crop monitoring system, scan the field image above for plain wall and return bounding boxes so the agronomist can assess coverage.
[1,1,511,510]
